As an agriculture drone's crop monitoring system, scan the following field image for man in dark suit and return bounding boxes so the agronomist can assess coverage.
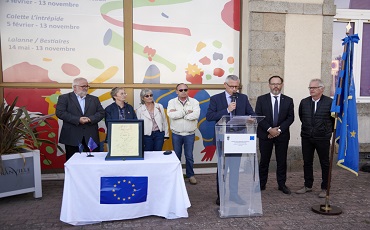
[256,76,294,194]
[206,75,255,205]
[56,77,105,161]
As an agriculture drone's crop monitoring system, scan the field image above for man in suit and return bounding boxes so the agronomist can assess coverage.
[206,75,255,205]
[56,77,105,161]
[296,79,334,198]
[256,75,294,194]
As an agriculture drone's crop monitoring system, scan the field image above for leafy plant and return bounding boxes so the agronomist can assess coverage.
[0,97,63,167]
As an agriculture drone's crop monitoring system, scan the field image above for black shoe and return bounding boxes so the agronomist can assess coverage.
[278,185,291,195]
[260,184,266,191]
[229,194,246,205]
[216,197,220,206]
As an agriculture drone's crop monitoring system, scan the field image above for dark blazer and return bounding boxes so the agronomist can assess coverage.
[104,102,137,126]
[56,92,105,146]
[255,93,294,141]
[206,91,255,123]
[104,102,137,142]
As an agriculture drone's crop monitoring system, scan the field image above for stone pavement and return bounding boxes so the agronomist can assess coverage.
[0,169,369,230]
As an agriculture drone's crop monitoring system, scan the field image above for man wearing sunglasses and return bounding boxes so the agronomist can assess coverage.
[167,83,200,185]
[206,75,255,205]
[56,77,105,161]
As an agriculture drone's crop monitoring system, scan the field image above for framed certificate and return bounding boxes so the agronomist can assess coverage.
[105,120,144,160]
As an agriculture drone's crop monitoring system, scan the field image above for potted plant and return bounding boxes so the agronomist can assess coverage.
[0,97,61,198]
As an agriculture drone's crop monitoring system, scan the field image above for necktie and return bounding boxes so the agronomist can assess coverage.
[273,96,278,127]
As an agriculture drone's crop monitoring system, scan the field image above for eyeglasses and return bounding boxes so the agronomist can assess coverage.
[269,83,282,86]
[308,86,322,90]
[178,89,188,92]
[78,85,90,88]
[144,94,153,98]
[226,83,239,89]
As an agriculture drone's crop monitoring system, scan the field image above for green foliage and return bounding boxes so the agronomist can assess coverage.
[0,97,63,163]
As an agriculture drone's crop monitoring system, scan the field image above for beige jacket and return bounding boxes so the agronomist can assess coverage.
[136,102,169,137]
[167,97,200,136]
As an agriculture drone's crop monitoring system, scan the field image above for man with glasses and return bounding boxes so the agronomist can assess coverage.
[256,76,294,195]
[206,75,255,205]
[296,79,334,198]
[56,77,105,161]
[167,83,200,185]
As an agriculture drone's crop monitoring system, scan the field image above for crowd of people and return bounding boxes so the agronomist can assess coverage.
[56,75,333,204]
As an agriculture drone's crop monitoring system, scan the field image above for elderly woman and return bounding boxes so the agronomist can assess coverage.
[136,89,169,151]
[105,87,137,133]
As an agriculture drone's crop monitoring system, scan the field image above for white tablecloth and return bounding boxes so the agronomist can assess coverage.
[60,151,191,225]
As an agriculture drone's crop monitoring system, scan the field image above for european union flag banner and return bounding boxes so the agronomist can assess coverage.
[78,142,84,153]
[331,33,359,175]
[100,177,148,204]
[87,137,98,152]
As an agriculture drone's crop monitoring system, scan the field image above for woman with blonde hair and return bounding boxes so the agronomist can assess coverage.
[136,89,169,151]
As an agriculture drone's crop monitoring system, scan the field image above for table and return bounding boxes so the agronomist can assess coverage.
[60,151,191,225]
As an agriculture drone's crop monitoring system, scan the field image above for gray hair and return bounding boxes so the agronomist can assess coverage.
[140,88,153,104]
[310,78,325,88]
[110,87,125,101]
[225,75,240,84]
[72,77,87,89]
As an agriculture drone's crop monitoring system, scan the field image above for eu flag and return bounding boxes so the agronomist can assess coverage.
[87,137,98,152]
[330,33,360,175]
[78,142,84,153]
[100,176,148,204]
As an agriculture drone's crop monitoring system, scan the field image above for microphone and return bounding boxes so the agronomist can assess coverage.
[231,93,237,116]
[231,93,237,102]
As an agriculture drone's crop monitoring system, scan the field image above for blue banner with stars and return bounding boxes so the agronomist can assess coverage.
[331,34,359,175]
[100,177,148,204]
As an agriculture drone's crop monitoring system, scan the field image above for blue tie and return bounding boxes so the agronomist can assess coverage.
[273,96,278,127]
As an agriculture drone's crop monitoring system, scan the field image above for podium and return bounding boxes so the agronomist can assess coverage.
[215,115,265,218]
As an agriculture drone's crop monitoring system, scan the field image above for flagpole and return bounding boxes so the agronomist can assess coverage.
[311,23,353,215]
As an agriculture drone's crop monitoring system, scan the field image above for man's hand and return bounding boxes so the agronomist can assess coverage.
[79,117,91,124]
[268,127,281,139]
[200,145,216,161]
[187,110,193,114]
[228,102,236,113]
[169,109,176,112]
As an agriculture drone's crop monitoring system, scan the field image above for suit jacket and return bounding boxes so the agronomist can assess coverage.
[136,102,169,137]
[206,91,255,123]
[255,93,294,141]
[56,92,105,146]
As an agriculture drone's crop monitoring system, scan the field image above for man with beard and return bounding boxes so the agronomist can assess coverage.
[56,77,105,161]
[255,75,294,194]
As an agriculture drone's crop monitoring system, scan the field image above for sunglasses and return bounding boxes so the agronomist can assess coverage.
[144,94,153,98]
[178,89,188,92]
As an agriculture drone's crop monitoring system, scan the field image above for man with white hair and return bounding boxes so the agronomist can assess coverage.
[56,77,105,161]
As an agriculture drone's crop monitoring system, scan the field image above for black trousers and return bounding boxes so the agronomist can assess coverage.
[301,137,330,190]
[217,154,242,198]
[259,138,289,187]
[64,137,99,161]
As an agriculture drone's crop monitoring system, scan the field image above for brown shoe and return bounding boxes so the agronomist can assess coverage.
[189,176,197,185]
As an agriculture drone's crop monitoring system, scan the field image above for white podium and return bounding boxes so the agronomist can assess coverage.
[215,115,264,217]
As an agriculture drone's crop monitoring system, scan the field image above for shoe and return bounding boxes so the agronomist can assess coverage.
[229,194,246,205]
[319,189,327,198]
[216,197,220,206]
[189,176,197,185]
[278,185,291,195]
[296,186,312,194]
[260,184,266,191]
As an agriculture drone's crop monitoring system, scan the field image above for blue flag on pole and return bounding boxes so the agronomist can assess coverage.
[78,142,84,153]
[100,176,148,204]
[87,137,98,152]
[330,33,360,175]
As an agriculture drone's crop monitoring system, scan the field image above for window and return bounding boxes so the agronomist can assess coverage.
[333,0,370,102]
